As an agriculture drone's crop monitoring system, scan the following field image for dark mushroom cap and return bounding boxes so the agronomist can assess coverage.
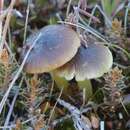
[54,43,113,81]
[21,25,80,73]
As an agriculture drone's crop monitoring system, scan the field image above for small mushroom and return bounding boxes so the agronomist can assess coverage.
[54,43,113,99]
[21,24,80,88]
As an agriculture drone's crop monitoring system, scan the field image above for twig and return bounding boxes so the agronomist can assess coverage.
[57,99,91,130]
[52,106,92,127]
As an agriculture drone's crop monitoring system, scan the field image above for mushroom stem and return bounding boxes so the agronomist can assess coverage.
[77,80,93,100]
[51,72,69,92]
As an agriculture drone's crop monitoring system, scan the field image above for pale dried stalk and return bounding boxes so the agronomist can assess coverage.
[23,1,30,44]
[0,0,4,43]
[58,21,107,42]
[3,88,19,130]
[0,33,42,115]
[46,88,63,128]
[66,0,72,17]
[57,99,91,130]
[0,0,16,55]
[78,8,100,23]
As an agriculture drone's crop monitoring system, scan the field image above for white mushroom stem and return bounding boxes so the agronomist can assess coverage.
[77,79,93,100]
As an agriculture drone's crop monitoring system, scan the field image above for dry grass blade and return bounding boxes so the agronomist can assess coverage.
[66,0,72,17]
[0,0,4,38]
[89,4,112,26]
[46,88,64,129]
[0,0,16,55]
[78,8,100,23]
[23,1,30,44]
[0,33,42,115]
[58,20,108,42]
[124,1,130,34]
[3,88,19,129]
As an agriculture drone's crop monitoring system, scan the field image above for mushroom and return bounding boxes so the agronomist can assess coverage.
[20,24,80,89]
[54,43,113,99]
[21,24,113,99]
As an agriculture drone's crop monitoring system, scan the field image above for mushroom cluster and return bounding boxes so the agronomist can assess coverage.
[21,24,113,99]
[21,25,80,73]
